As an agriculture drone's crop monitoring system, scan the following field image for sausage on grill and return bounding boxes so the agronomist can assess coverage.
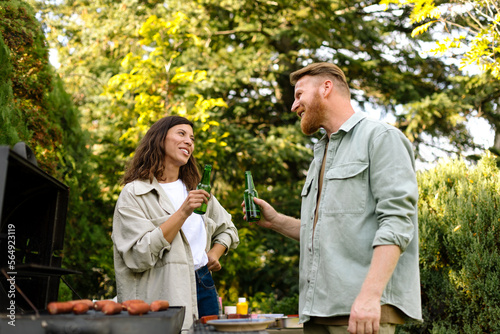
[121,299,145,310]
[127,302,150,315]
[73,302,89,315]
[47,301,74,315]
[102,301,123,315]
[94,300,116,311]
[150,300,169,312]
[71,299,94,309]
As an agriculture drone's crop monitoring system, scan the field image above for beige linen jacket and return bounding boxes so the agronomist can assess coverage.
[112,178,239,330]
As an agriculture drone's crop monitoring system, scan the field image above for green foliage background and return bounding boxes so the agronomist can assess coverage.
[398,154,500,333]
[1,0,500,331]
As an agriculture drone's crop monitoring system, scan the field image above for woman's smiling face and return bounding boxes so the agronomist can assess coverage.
[163,124,195,168]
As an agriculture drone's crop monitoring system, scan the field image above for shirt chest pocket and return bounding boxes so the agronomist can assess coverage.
[322,162,369,215]
[300,174,316,224]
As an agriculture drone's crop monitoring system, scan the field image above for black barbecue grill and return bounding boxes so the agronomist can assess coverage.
[0,143,80,314]
[0,144,187,334]
[0,307,186,334]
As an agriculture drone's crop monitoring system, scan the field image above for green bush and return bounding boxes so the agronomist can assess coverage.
[248,292,299,315]
[0,30,26,145]
[0,0,115,301]
[398,152,500,333]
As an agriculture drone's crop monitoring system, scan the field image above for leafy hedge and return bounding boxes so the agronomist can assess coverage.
[0,23,26,145]
[0,0,61,170]
[0,0,115,300]
[399,153,500,333]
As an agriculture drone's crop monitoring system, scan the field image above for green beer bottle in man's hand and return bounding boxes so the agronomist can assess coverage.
[244,171,261,222]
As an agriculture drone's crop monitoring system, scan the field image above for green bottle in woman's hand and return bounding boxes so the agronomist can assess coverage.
[194,164,212,214]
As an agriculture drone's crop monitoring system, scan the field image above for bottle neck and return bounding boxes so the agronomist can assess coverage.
[200,166,212,184]
[245,172,254,190]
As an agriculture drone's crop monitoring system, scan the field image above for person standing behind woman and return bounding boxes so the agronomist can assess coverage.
[112,116,239,330]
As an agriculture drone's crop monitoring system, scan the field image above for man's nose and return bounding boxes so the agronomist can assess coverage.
[291,99,300,112]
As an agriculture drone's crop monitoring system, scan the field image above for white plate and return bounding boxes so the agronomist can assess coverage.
[255,314,284,319]
[207,318,275,332]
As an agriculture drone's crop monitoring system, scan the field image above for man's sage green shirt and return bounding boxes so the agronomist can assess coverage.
[299,112,422,323]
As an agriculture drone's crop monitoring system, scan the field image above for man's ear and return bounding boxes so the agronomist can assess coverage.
[323,79,333,98]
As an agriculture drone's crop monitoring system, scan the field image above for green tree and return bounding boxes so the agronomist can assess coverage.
[381,0,500,78]
[379,0,500,158]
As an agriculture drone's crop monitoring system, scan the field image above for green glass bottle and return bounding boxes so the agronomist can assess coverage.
[194,164,212,215]
[244,171,261,222]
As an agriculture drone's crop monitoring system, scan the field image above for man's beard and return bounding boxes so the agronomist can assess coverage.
[300,92,325,135]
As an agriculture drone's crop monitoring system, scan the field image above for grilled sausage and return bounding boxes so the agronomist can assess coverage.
[200,314,219,324]
[47,301,74,315]
[127,302,150,315]
[121,299,145,311]
[70,299,94,309]
[72,302,89,314]
[150,300,169,312]
[94,300,116,311]
[101,301,123,315]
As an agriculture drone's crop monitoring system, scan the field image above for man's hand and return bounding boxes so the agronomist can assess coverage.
[347,245,401,334]
[241,197,301,241]
[241,197,278,229]
[347,294,381,333]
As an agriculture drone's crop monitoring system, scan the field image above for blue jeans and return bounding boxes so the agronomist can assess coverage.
[195,265,219,317]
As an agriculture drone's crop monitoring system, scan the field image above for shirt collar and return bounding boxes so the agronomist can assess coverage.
[336,111,366,135]
[316,111,367,144]
[133,177,176,214]
[133,178,160,196]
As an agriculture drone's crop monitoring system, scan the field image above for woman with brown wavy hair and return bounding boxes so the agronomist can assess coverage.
[122,116,200,189]
[112,116,239,330]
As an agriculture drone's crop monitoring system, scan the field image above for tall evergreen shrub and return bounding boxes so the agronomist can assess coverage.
[0,0,59,170]
[0,0,115,300]
[400,153,500,333]
[0,30,27,144]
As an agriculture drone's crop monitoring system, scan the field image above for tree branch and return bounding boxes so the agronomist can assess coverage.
[213,29,270,38]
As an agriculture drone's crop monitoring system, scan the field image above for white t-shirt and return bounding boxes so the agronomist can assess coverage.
[160,179,208,270]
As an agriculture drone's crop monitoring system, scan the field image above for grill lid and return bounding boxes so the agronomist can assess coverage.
[0,143,78,314]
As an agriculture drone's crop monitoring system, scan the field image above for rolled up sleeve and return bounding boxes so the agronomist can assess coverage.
[206,196,240,253]
[369,129,418,253]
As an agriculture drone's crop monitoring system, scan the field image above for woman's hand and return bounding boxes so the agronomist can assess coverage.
[179,189,210,216]
[159,189,210,243]
[207,244,226,272]
[207,254,221,272]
